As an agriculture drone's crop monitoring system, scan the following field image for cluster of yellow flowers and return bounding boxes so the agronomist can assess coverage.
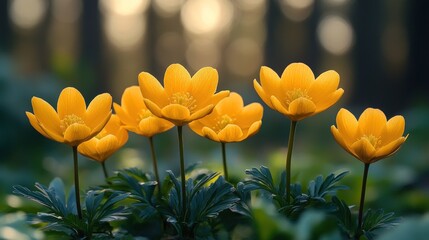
[26,62,408,170]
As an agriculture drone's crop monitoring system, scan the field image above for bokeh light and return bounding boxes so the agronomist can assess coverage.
[99,0,150,16]
[181,0,233,36]
[317,15,354,55]
[279,0,314,22]
[153,0,184,18]
[9,0,48,29]
[99,0,149,50]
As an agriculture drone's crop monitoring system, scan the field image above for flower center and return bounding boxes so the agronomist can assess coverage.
[137,109,152,122]
[169,92,197,112]
[285,88,312,106]
[60,114,85,133]
[214,114,234,132]
[360,134,381,148]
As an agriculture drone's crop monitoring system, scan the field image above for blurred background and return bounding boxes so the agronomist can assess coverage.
[0,0,428,238]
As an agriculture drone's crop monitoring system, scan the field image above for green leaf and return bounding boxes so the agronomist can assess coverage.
[361,209,399,239]
[307,171,349,199]
[332,196,355,238]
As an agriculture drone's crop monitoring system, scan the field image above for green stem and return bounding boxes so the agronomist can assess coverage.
[72,146,82,219]
[149,136,162,198]
[221,142,228,181]
[101,161,109,179]
[285,120,297,204]
[356,163,370,239]
[177,126,187,217]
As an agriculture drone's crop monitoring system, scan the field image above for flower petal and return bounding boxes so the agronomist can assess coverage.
[57,87,86,119]
[189,104,215,122]
[288,97,316,121]
[189,120,205,137]
[234,102,263,128]
[335,108,358,145]
[331,126,357,159]
[89,112,112,138]
[214,92,243,116]
[138,117,174,137]
[281,63,315,90]
[138,72,169,107]
[218,124,243,142]
[358,108,387,137]
[254,79,274,109]
[380,115,406,146]
[161,104,191,124]
[270,96,290,116]
[78,138,100,161]
[85,93,112,129]
[202,127,220,142]
[26,112,54,140]
[350,138,377,163]
[120,86,146,119]
[190,67,218,104]
[313,89,344,114]
[206,90,230,107]
[260,66,282,98]
[308,70,340,104]
[373,136,407,163]
[164,64,191,96]
[144,99,163,118]
[245,121,262,139]
[63,124,92,146]
[31,97,62,138]
[96,134,120,161]
[113,103,135,126]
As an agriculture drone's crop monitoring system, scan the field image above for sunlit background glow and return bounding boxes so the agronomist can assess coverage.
[1,3,424,237]
[9,0,48,29]
[317,15,354,55]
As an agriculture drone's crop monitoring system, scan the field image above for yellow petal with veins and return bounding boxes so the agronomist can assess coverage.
[63,124,92,146]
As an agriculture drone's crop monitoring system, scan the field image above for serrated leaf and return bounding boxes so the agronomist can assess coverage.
[362,209,399,239]
[332,196,355,238]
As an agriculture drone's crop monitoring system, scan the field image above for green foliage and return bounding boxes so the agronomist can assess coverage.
[251,199,342,240]
[243,166,348,219]
[13,178,130,239]
[361,209,399,239]
[160,171,240,238]
[12,167,404,239]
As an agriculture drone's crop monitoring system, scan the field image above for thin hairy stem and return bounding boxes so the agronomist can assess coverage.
[101,162,109,179]
[356,163,370,239]
[72,146,82,219]
[285,120,297,204]
[177,126,187,216]
[221,142,228,181]
[149,136,162,198]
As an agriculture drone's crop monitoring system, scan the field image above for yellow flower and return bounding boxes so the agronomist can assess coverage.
[253,63,344,121]
[77,115,128,162]
[26,87,112,146]
[331,108,408,164]
[189,92,263,143]
[113,86,174,137]
[138,63,230,126]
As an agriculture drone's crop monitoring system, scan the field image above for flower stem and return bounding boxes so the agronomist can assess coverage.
[356,163,370,239]
[177,126,187,216]
[221,142,228,181]
[149,136,162,198]
[72,146,82,219]
[285,120,297,204]
[101,161,109,179]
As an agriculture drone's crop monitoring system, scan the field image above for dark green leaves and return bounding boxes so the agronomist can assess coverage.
[13,178,129,239]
